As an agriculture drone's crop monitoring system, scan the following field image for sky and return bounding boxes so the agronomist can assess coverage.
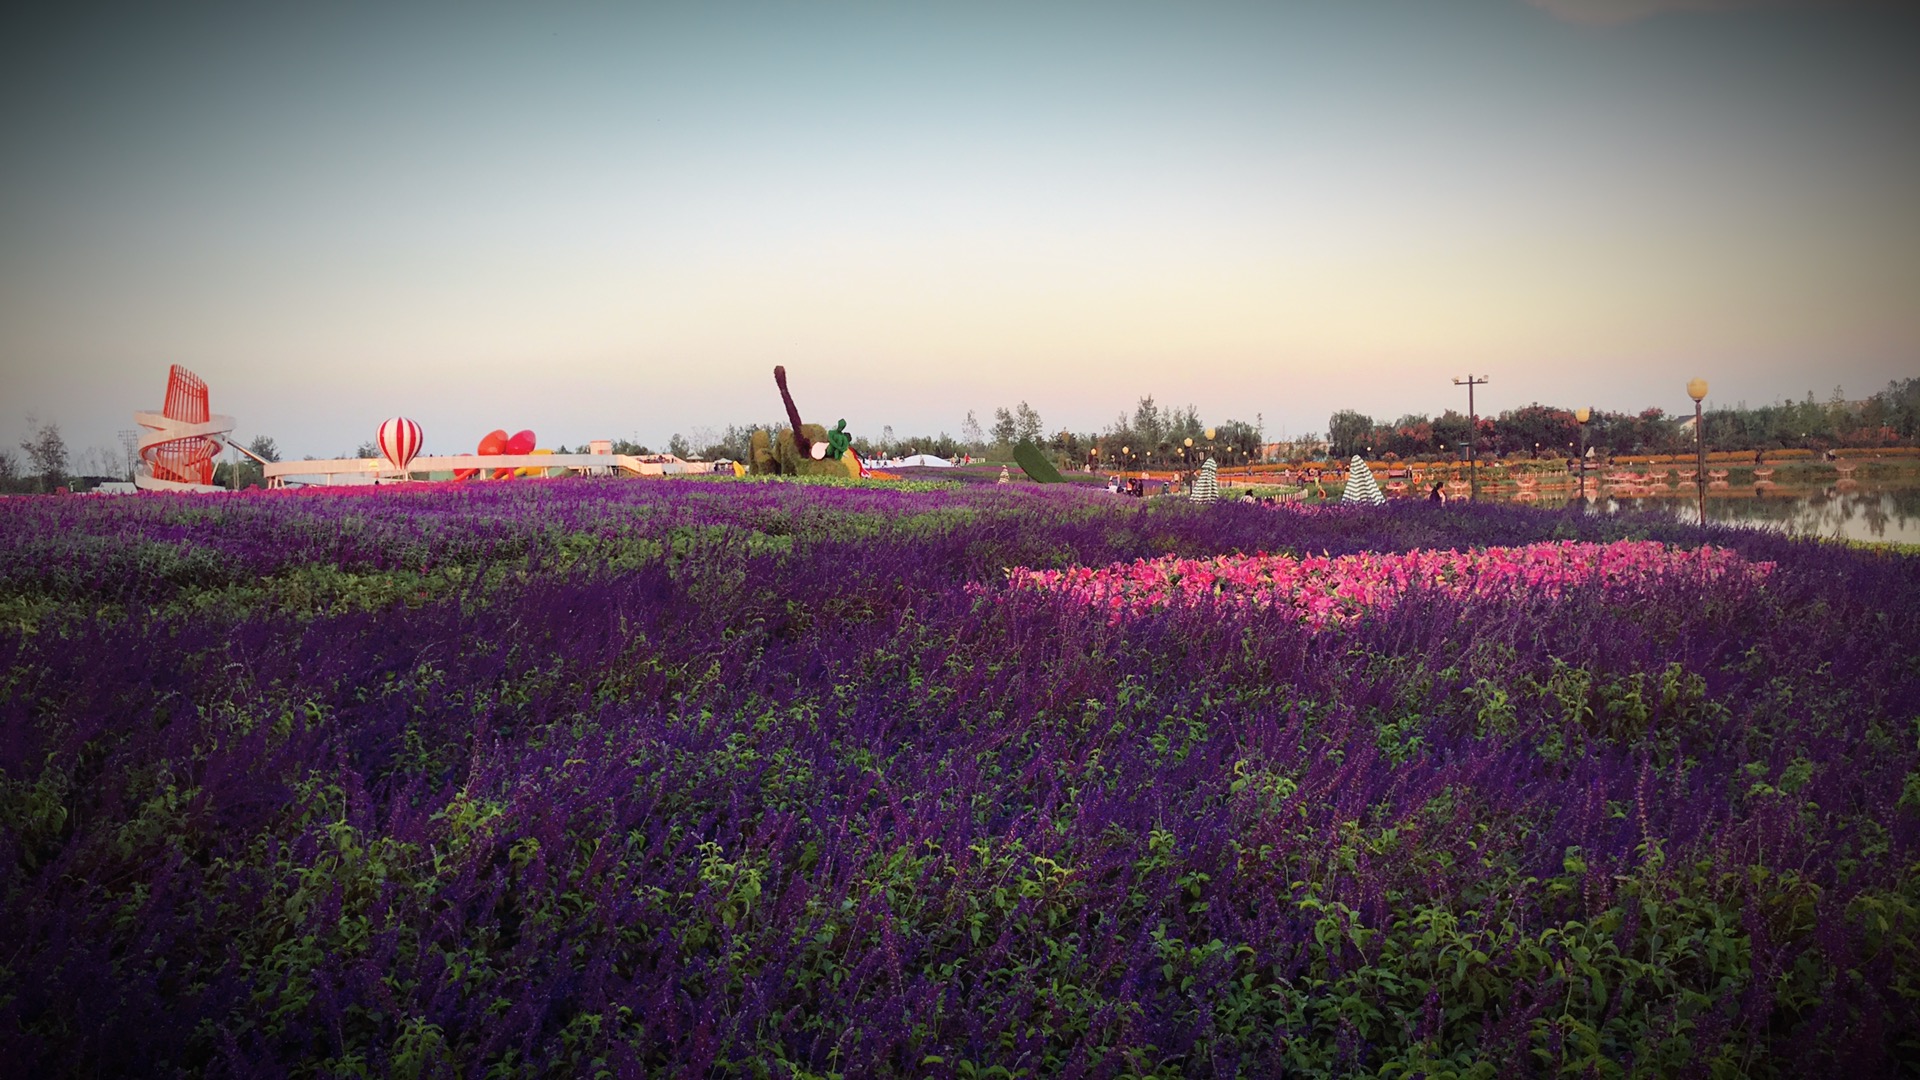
[2,0,1916,465]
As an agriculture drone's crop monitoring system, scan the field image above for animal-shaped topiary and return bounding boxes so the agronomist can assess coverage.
[748,367,862,478]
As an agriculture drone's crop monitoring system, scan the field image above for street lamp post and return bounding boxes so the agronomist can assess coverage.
[1687,379,1708,525]
[1575,407,1591,502]
[1452,375,1489,500]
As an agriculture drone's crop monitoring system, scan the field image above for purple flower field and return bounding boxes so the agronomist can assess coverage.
[3,477,1918,1076]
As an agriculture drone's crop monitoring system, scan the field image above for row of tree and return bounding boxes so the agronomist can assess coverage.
[825,397,1266,470]
[1328,379,1920,461]
[10,378,1916,493]
[577,379,1920,476]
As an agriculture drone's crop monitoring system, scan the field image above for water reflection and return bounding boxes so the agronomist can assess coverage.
[1508,486,1920,544]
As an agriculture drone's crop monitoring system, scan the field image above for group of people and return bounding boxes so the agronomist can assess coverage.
[1105,475,1175,497]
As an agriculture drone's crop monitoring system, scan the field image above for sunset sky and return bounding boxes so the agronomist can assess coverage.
[2,1,1916,463]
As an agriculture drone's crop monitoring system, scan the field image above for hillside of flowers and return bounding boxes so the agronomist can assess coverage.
[3,477,1918,1076]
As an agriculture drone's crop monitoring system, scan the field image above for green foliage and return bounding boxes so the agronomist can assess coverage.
[1012,440,1064,483]
[750,425,859,478]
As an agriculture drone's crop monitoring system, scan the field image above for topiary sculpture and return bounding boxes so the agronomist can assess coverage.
[1012,440,1063,483]
[749,366,863,478]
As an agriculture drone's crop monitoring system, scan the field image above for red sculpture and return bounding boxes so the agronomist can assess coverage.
[498,429,535,479]
[135,365,229,489]
[456,429,533,481]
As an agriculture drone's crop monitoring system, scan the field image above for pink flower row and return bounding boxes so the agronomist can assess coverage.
[995,540,1774,627]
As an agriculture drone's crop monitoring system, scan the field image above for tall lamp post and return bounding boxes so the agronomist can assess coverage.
[1574,407,1591,503]
[1453,375,1488,500]
[1687,378,1708,525]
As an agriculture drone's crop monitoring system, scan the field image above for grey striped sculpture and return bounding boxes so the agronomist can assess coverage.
[1341,455,1385,506]
[1191,458,1219,503]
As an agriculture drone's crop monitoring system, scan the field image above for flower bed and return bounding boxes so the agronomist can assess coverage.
[998,540,1774,626]
[1,479,1915,1076]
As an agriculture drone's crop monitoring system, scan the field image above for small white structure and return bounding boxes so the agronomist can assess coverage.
[893,454,954,468]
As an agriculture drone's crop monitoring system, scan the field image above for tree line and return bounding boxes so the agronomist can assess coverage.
[1328,378,1920,461]
[8,377,1915,494]
[684,397,1273,470]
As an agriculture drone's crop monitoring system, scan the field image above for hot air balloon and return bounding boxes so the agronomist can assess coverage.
[376,417,424,471]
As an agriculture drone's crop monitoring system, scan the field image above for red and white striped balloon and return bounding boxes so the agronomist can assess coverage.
[376,416,424,469]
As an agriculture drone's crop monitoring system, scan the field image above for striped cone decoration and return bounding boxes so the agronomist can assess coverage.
[1191,458,1219,503]
[1341,454,1385,505]
[377,417,425,470]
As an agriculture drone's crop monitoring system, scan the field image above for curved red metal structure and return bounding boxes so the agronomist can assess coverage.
[151,365,215,484]
[134,365,234,491]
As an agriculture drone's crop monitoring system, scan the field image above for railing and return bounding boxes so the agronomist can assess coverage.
[262,454,673,487]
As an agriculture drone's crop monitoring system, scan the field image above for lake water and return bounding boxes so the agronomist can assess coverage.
[1499,484,1920,545]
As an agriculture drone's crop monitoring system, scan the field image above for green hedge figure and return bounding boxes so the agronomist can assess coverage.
[748,367,861,478]
[1012,440,1063,483]
[825,419,853,460]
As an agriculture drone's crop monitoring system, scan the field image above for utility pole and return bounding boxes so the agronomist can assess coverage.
[1452,375,1489,501]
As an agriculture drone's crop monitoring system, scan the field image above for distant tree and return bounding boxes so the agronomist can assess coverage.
[1206,419,1263,466]
[1874,377,1920,439]
[990,407,1018,447]
[874,433,964,461]
[1131,396,1166,448]
[352,440,378,459]
[1327,410,1373,458]
[668,433,692,458]
[610,438,651,456]
[1014,402,1044,444]
[19,417,69,492]
[1166,404,1204,446]
[1380,415,1434,458]
[227,435,280,489]
[0,448,17,481]
[1493,404,1580,458]
[1271,431,1326,462]
[961,411,986,452]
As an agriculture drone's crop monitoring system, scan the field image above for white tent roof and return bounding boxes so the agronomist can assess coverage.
[894,454,953,468]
